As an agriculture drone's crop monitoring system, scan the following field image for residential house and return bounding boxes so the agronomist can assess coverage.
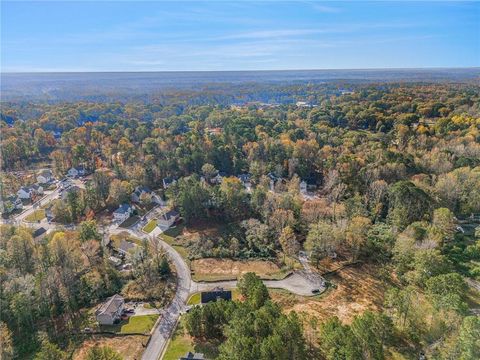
[33,227,48,241]
[158,209,180,229]
[237,173,252,191]
[95,294,125,325]
[17,184,43,200]
[211,171,227,184]
[180,352,205,360]
[37,169,54,184]
[1,195,23,214]
[300,180,307,194]
[67,165,86,178]
[162,177,177,189]
[59,178,73,190]
[296,101,312,107]
[117,239,136,257]
[201,288,232,304]
[131,186,152,203]
[113,204,132,222]
[267,172,283,191]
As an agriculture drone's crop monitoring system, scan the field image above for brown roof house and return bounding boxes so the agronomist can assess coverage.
[95,294,125,325]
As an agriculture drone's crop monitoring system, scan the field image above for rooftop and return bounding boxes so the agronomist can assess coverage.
[96,294,124,317]
[114,203,132,215]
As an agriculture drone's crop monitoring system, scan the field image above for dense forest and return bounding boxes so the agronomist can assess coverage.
[1,80,480,359]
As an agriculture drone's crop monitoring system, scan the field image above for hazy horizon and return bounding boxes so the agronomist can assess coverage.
[2,66,480,75]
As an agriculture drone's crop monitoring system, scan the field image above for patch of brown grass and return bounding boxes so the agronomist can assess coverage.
[73,335,147,360]
[192,258,282,278]
[272,264,388,324]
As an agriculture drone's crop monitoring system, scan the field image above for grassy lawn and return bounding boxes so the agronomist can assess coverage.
[162,224,184,238]
[187,293,201,305]
[163,318,219,360]
[142,219,158,233]
[24,209,46,222]
[160,225,190,266]
[119,215,140,228]
[120,315,159,334]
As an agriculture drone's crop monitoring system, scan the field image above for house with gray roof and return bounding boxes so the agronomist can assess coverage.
[95,294,125,325]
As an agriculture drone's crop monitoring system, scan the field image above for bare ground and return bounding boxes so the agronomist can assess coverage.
[73,335,148,360]
[271,264,388,324]
[192,258,282,278]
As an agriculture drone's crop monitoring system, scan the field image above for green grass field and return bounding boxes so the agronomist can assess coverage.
[120,314,159,334]
[142,219,158,233]
[163,318,219,360]
[24,209,46,222]
[187,293,201,305]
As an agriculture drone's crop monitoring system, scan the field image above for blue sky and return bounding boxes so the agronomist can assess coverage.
[1,1,479,72]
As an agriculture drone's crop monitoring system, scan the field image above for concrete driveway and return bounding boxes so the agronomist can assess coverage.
[190,271,325,297]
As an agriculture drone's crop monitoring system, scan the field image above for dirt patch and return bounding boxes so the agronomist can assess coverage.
[271,264,388,324]
[73,335,147,360]
[192,258,281,277]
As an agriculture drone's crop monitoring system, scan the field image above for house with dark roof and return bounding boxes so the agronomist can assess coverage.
[131,185,152,203]
[33,227,47,240]
[237,173,252,192]
[180,352,205,360]
[201,288,232,304]
[162,177,177,189]
[158,209,180,229]
[113,203,132,222]
[95,294,125,325]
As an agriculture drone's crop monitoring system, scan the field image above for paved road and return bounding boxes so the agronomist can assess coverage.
[190,271,324,297]
[3,178,84,226]
[3,188,325,360]
[141,235,191,360]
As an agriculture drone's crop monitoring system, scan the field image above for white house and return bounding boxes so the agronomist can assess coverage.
[67,167,79,178]
[37,169,54,184]
[300,180,307,194]
[158,209,180,229]
[1,195,23,214]
[113,203,132,222]
[95,294,125,325]
[67,165,86,178]
[17,184,43,200]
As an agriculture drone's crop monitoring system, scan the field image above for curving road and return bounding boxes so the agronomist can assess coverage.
[4,191,325,360]
[141,236,191,360]
[142,229,325,360]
